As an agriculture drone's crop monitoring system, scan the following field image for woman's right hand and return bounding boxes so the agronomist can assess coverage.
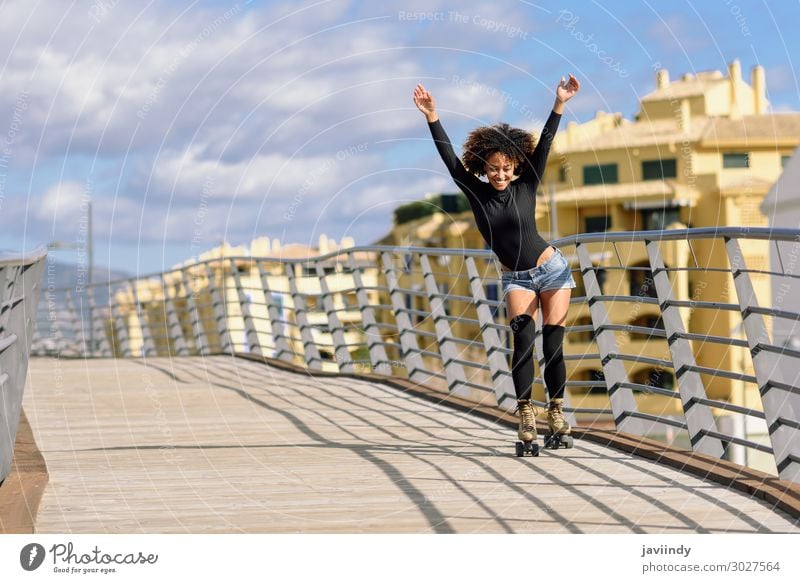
[413,83,437,121]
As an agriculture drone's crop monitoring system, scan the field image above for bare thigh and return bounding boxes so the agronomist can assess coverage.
[507,289,539,320]
[540,288,572,326]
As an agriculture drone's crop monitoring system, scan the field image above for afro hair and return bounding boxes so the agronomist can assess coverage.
[461,122,536,177]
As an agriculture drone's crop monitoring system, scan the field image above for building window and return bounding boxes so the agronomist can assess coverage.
[629,262,658,299]
[583,163,618,185]
[486,282,499,318]
[633,368,675,391]
[782,155,791,168]
[574,316,596,343]
[558,164,568,182]
[723,153,749,168]
[305,296,319,311]
[642,159,677,180]
[596,268,607,295]
[630,315,665,340]
[585,216,611,233]
[641,207,681,231]
[411,284,423,325]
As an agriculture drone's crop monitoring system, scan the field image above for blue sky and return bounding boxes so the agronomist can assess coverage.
[1,0,798,276]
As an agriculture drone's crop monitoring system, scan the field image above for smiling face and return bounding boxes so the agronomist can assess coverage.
[484,151,516,190]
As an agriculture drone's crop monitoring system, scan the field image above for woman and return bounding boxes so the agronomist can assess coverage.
[412,75,580,451]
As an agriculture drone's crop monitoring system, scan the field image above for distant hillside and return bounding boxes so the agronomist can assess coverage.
[39,259,131,291]
[35,260,131,318]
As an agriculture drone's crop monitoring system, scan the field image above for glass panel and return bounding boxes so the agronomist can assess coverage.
[583,164,618,185]
[642,159,677,180]
[723,153,749,168]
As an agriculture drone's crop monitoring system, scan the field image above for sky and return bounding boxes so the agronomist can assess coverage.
[1,0,799,277]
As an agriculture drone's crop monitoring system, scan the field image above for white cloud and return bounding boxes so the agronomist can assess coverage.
[0,0,573,265]
[35,180,88,223]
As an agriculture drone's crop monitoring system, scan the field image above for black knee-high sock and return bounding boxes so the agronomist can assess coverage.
[510,314,535,401]
[542,324,566,400]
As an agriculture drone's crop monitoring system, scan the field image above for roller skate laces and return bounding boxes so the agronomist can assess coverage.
[546,398,571,435]
[515,399,539,442]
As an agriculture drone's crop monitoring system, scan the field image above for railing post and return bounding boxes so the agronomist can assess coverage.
[465,257,516,411]
[285,262,322,370]
[232,259,262,356]
[381,251,426,384]
[87,286,111,357]
[162,276,188,356]
[46,290,67,356]
[65,290,85,356]
[181,268,208,356]
[646,239,725,457]
[110,291,132,358]
[130,281,156,357]
[726,236,800,481]
[257,260,293,362]
[316,260,351,372]
[348,252,389,373]
[206,262,233,354]
[576,242,641,434]
[420,254,469,397]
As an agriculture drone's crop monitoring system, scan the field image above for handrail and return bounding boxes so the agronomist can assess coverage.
[0,245,48,483]
[28,228,800,482]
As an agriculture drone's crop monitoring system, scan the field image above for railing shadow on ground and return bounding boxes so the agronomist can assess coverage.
[141,355,800,531]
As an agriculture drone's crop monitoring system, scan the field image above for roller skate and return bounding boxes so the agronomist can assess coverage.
[514,399,540,457]
[543,398,574,450]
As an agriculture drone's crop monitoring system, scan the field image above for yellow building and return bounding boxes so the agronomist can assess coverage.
[111,235,380,373]
[376,60,800,460]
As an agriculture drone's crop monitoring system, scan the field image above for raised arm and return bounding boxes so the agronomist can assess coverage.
[413,83,483,193]
[522,74,580,183]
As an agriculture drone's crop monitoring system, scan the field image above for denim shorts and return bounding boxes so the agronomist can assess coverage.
[501,246,577,294]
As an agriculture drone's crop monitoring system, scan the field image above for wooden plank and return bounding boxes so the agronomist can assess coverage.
[21,356,800,534]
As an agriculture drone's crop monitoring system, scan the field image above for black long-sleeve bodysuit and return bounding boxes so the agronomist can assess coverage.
[427,111,562,271]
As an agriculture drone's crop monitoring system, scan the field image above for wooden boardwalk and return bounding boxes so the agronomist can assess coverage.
[23,356,799,534]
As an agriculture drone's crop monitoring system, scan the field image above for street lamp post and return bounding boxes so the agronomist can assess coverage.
[47,200,94,355]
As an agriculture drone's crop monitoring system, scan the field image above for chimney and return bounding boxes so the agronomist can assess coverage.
[679,99,691,133]
[656,69,670,89]
[319,233,329,254]
[752,65,767,114]
[729,59,742,118]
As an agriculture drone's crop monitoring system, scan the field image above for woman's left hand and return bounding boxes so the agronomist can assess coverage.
[556,74,580,103]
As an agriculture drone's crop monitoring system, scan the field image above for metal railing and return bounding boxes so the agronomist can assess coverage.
[1,246,47,483]
[29,227,800,482]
